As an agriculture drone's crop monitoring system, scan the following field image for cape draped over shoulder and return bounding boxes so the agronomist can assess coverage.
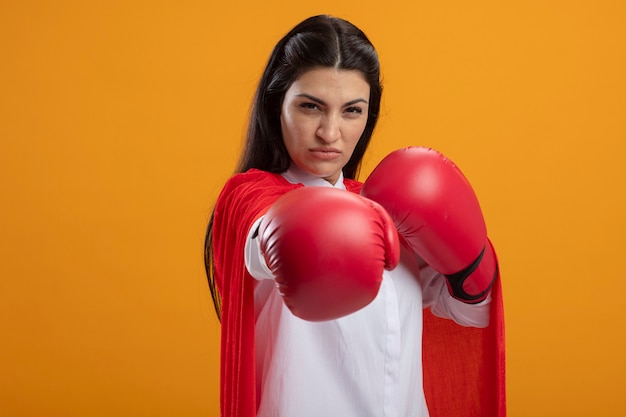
[211,169,506,417]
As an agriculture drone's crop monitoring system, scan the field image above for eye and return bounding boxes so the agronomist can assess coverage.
[299,102,320,111]
[344,106,364,117]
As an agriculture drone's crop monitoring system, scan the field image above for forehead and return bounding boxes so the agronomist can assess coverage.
[286,67,370,99]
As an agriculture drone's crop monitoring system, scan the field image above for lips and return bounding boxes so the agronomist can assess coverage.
[309,147,341,160]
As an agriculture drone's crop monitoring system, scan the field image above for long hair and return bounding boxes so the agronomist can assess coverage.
[205,15,382,319]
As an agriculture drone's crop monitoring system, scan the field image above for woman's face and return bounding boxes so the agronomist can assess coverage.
[280,66,370,185]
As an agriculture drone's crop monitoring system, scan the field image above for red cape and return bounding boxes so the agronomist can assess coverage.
[212,169,506,417]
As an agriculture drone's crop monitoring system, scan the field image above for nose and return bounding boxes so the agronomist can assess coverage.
[316,114,341,143]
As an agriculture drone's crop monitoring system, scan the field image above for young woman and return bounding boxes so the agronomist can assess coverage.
[205,15,505,417]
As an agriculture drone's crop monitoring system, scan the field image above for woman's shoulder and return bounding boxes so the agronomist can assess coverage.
[344,177,363,193]
[227,169,290,187]
[217,169,299,205]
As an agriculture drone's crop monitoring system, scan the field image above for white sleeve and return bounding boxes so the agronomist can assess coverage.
[244,216,275,281]
[420,260,492,328]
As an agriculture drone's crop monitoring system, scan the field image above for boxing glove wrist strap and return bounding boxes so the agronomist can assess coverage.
[444,246,497,304]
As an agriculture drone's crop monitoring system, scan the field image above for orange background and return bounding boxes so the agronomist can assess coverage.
[1,1,625,416]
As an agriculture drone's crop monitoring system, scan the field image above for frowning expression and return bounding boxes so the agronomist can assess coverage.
[280,67,370,185]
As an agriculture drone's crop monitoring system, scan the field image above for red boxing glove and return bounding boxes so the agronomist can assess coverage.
[258,186,400,321]
[361,147,498,303]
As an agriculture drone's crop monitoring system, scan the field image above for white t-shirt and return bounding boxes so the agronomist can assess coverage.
[245,165,491,417]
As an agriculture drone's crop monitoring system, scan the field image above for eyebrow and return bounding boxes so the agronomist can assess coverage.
[295,93,368,107]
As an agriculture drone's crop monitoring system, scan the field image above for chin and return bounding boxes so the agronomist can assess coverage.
[304,167,337,179]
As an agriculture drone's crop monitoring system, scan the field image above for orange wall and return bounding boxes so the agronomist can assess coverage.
[1,1,625,416]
